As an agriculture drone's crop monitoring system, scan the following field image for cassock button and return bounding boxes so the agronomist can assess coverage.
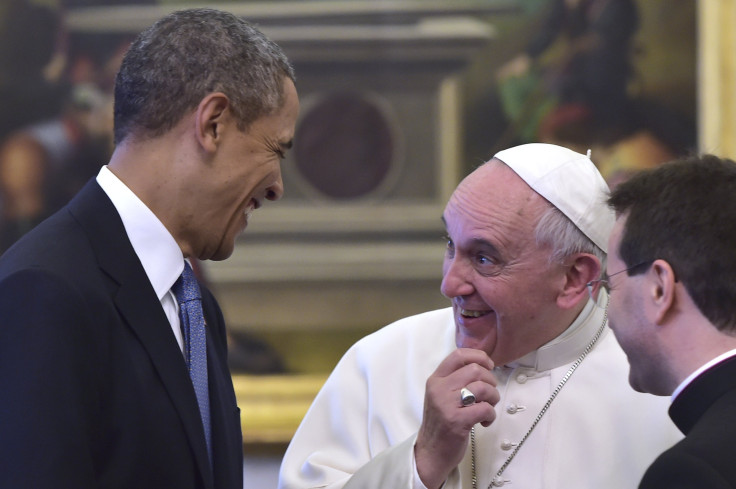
[506,403,519,414]
[516,373,528,384]
[500,439,514,451]
[492,476,508,487]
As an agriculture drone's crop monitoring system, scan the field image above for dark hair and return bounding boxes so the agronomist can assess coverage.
[608,154,736,332]
[113,8,295,144]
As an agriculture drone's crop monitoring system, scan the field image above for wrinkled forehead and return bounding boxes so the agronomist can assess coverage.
[443,160,549,232]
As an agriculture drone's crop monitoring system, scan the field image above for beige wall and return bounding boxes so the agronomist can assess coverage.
[699,0,736,157]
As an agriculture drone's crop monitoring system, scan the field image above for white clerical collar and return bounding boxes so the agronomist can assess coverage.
[96,166,184,300]
[671,348,736,402]
[507,289,610,372]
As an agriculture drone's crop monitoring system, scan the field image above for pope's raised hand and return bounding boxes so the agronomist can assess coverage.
[414,348,500,489]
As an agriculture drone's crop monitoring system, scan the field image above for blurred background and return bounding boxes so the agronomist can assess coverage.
[2,0,733,486]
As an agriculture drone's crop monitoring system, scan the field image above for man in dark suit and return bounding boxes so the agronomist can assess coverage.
[602,154,736,488]
[0,8,299,489]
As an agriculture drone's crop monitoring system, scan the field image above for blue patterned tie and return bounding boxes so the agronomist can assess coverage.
[172,261,212,464]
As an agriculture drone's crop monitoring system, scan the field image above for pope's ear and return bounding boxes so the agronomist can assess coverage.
[195,92,230,153]
[557,253,601,309]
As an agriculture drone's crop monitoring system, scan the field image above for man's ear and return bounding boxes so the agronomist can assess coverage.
[557,253,601,309]
[195,92,230,153]
[648,259,677,325]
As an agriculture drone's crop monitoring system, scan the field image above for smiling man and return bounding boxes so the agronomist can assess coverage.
[606,155,736,488]
[279,143,680,489]
[0,8,298,489]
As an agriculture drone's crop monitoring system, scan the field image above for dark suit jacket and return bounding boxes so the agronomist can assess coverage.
[638,356,736,489]
[0,180,243,489]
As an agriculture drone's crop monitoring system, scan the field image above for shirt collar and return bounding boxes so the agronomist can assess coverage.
[96,166,184,299]
[671,348,736,402]
[508,289,610,372]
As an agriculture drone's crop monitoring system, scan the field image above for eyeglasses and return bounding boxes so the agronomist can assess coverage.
[586,260,652,301]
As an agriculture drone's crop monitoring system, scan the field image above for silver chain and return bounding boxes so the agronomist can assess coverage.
[471,300,609,488]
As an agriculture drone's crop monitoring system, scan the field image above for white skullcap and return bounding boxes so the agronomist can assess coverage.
[493,143,614,252]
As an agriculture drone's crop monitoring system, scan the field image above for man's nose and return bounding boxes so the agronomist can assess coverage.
[265,173,284,201]
[440,258,474,299]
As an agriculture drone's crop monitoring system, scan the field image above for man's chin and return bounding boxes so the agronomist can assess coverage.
[199,237,236,262]
[209,246,235,262]
[628,371,662,395]
[455,330,496,356]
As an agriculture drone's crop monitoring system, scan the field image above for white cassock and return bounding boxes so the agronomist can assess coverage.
[279,291,682,489]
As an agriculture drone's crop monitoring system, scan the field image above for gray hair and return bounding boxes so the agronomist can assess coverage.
[535,204,607,271]
[113,8,295,144]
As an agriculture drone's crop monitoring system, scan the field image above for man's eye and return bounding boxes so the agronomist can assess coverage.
[477,255,494,265]
[443,235,455,257]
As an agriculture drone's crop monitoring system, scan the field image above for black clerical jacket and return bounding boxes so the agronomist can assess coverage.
[638,356,736,489]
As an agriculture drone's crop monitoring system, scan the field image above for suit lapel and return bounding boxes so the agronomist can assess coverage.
[68,180,215,488]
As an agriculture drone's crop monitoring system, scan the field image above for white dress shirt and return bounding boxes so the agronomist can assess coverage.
[96,165,186,352]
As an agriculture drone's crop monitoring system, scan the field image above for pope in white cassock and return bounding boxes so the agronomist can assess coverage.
[278,143,682,489]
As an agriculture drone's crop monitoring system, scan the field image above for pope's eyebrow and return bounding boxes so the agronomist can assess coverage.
[440,216,502,256]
